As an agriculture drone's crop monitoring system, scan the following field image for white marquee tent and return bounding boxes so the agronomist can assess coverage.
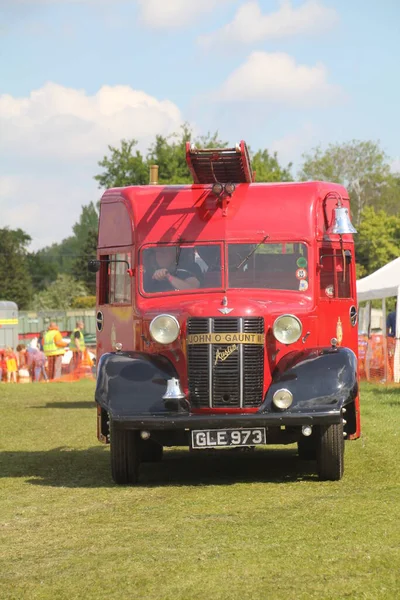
[357,256,400,381]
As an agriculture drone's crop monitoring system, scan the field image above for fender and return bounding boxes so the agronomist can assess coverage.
[262,347,358,427]
[95,351,178,419]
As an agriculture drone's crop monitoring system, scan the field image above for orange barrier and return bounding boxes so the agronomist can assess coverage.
[359,334,399,384]
[52,349,95,383]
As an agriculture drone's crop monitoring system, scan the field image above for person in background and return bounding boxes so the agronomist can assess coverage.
[5,348,18,383]
[386,302,397,338]
[33,348,48,383]
[43,322,68,380]
[16,344,27,368]
[70,320,85,372]
[0,349,6,383]
[26,346,39,381]
[38,331,45,352]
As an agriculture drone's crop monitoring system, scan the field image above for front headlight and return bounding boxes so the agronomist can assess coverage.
[273,314,302,345]
[149,314,180,344]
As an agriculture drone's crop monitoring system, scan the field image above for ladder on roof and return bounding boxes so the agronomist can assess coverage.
[185,140,254,184]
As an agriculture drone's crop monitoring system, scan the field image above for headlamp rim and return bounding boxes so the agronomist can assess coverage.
[149,313,180,344]
[272,313,302,345]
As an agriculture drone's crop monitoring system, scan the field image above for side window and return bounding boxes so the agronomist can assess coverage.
[99,253,131,305]
[319,249,351,299]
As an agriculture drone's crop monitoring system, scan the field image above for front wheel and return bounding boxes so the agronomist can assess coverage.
[110,422,140,485]
[316,423,344,481]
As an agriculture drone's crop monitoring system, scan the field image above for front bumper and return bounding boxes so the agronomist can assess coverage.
[113,409,342,431]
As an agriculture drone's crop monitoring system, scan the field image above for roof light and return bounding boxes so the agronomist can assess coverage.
[212,182,224,196]
[224,182,236,196]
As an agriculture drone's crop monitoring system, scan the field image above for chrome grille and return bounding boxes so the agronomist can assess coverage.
[187,317,264,408]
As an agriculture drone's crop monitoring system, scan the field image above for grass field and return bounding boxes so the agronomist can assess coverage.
[1,381,399,600]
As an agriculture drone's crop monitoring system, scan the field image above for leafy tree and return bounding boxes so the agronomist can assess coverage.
[94,139,148,189]
[27,251,59,293]
[299,140,395,225]
[355,207,400,276]
[72,202,99,248]
[71,296,96,308]
[72,229,98,295]
[251,149,293,182]
[0,228,33,309]
[94,122,292,188]
[34,203,99,281]
[31,274,88,310]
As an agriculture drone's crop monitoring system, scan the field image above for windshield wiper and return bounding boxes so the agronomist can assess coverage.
[235,234,269,270]
[175,242,182,268]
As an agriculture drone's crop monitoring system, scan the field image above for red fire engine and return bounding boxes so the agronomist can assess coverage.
[92,141,360,484]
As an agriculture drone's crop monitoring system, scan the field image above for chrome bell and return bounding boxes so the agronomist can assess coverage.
[162,377,185,401]
[326,201,357,235]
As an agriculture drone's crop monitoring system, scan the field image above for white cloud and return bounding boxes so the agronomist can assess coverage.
[199,0,339,46]
[270,122,318,167]
[0,174,100,250]
[136,0,232,29]
[214,52,343,107]
[0,82,183,248]
[0,82,183,159]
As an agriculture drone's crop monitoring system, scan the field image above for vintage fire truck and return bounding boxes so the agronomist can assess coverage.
[92,142,360,484]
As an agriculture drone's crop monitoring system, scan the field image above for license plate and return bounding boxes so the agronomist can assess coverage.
[191,428,266,449]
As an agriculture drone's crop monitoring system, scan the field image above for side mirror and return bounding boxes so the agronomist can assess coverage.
[88,259,101,273]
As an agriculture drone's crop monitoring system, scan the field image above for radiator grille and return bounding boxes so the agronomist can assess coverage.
[187,317,264,408]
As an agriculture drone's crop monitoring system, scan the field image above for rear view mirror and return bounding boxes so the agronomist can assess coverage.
[88,259,101,273]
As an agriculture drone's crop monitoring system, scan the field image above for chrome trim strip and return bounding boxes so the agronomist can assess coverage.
[208,318,213,408]
[239,317,244,408]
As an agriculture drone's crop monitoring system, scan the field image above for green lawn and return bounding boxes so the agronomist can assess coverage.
[0,381,399,600]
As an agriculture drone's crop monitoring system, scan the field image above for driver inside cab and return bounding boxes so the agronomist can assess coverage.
[143,246,202,293]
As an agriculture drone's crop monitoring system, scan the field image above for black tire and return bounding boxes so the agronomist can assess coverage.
[297,434,317,460]
[316,423,344,481]
[110,422,140,485]
[140,439,163,463]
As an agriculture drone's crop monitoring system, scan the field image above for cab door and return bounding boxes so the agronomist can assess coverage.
[96,248,134,358]
[317,246,358,352]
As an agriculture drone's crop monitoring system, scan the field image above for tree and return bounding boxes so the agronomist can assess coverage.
[299,140,395,225]
[95,123,230,189]
[0,228,33,309]
[31,274,89,310]
[72,229,98,295]
[251,149,293,182]
[94,139,148,189]
[72,202,99,249]
[27,251,58,293]
[355,207,400,277]
[34,203,99,281]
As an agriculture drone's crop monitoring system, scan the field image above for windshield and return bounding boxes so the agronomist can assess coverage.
[228,243,309,291]
[141,242,309,294]
[141,244,222,294]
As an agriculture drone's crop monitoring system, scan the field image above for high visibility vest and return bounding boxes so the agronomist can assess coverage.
[70,328,85,352]
[43,330,65,357]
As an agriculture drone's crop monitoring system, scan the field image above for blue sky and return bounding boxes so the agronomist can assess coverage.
[1,0,399,249]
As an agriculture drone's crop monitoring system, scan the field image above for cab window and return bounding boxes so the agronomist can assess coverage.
[140,244,222,295]
[319,249,351,299]
[99,253,131,304]
[228,242,309,291]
